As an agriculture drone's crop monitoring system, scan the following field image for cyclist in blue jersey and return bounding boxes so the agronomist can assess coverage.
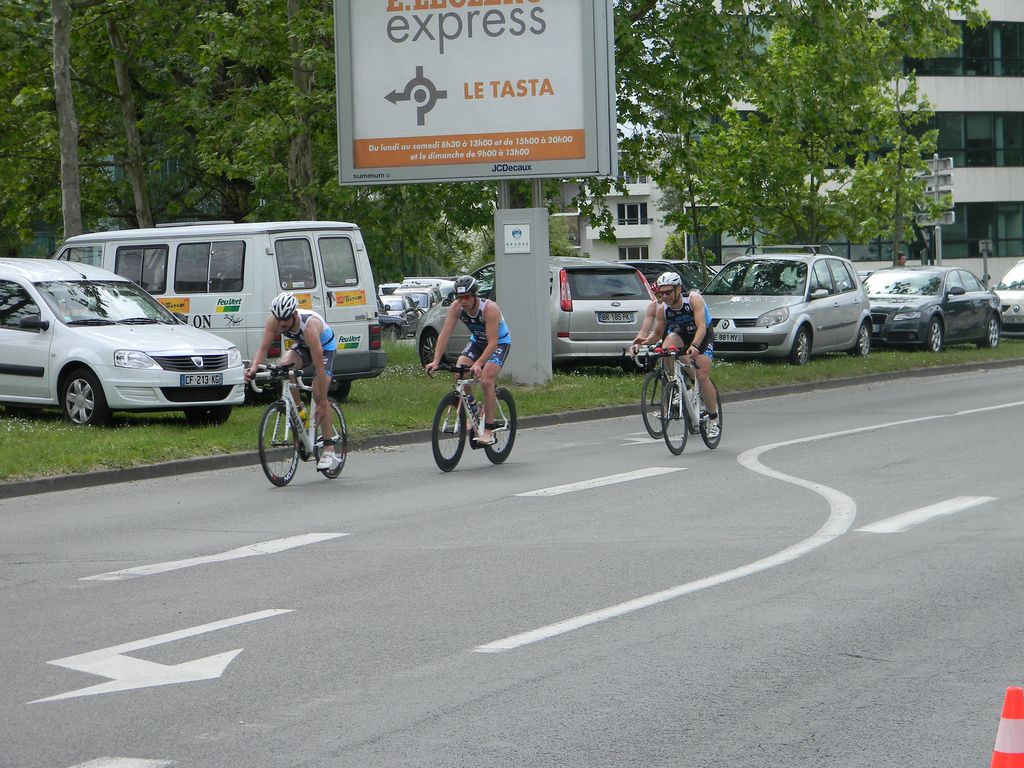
[641,272,720,439]
[425,274,511,445]
[245,292,341,470]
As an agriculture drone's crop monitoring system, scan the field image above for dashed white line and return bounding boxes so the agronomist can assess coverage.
[81,533,349,581]
[856,496,996,534]
[65,759,174,768]
[515,467,684,497]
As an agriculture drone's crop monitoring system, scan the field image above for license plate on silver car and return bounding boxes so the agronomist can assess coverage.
[180,373,223,386]
[597,311,634,323]
[716,332,741,343]
[1005,315,1024,324]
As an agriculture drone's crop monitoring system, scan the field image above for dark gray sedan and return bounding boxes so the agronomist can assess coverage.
[863,266,1000,352]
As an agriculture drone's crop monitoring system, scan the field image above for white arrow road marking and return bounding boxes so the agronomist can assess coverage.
[621,433,657,447]
[81,533,349,581]
[67,759,173,768]
[856,496,996,534]
[30,609,292,703]
[515,467,684,497]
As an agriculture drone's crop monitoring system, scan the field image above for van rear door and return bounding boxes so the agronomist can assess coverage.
[315,233,372,354]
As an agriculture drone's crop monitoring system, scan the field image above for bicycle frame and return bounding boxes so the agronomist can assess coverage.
[634,344,706,431]
[438,364,510,439]
[252,367,318,455]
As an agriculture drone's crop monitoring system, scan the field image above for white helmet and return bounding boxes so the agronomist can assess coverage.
[270,292,298,320]
[655,271,682,288]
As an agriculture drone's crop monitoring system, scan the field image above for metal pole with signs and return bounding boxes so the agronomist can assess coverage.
[334,0,617,384]
[979,238,993,286]
[916,155,955,267]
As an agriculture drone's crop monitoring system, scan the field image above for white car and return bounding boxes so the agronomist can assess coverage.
[0,258,245,426]
[994,258,1024,338]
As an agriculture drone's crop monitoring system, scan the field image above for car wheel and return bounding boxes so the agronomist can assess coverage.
[923,317,944,352]
[977,314,1000,349]
[61,367,111,426]
[847,321,871,357]
[183,405,232,426]
[330,379,352,402]
[787,325,811,366]
[418,329,438,366]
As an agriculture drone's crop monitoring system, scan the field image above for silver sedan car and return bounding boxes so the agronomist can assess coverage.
[702,251,872,365]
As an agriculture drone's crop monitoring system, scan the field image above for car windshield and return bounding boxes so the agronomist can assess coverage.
[566,269,649,299]
[863,270,942,297]
[704,259,807,296]
[996,264,1024,291]
[36,279,176,325]
[398,292,429,308]
[382,296,408,312]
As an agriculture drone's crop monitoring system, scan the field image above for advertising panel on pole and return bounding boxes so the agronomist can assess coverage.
[334,0,616,185]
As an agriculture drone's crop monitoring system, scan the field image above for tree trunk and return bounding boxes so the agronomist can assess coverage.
[52,0,83,237]
[106,18,154,228]
[287,0,316,220]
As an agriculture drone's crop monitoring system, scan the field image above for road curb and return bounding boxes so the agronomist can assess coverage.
[3,358,1022,500]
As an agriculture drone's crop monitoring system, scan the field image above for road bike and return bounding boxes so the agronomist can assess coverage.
[628,347,668,439]
[250,364,348,486]
[429,362,516,472]
[635,345,722,455]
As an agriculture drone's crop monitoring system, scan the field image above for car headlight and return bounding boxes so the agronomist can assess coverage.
[893,310,921,322]
[114,350,159,369]
[227,347,243,368]
[755,306,790,327]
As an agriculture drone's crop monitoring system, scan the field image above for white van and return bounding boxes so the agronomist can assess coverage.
[54,221,386,398]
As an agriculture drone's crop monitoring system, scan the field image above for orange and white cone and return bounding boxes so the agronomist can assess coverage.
[992,687,1024,767]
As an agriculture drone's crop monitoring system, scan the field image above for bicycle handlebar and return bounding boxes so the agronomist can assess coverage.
[428,361,476,379]
[249,363,313,394]
[627,345,697,365]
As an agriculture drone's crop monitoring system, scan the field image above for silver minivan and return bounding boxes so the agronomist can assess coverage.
[415,258,653,366]
[702,250,872,365]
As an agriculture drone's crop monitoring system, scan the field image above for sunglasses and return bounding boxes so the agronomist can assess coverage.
[655,288,677,296]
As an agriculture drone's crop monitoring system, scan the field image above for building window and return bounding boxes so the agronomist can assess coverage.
[939,202,1024,259]
[619,171,649,185]
[931,112,1024,167]
[909,21,1024,77]
[616,203,649,225]
[618,245,649,260]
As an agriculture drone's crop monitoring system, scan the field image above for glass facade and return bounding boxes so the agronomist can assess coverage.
[930,112,1024,167]
[909,21,1024,76]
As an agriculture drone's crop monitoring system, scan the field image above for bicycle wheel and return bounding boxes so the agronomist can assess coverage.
[258,401,300,487]
[314,398,348,479]
[431,392,467,471]
[640,370,664,439]
[484,388,517,464]
[699,386,723,450]
[661,381,688,456]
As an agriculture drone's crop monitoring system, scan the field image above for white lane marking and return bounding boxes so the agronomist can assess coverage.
[67,760,173,768]
[81,533,349,581]
[622,433,657,446]
[31,609,292,703]
[856,496,996,534]
[478,400,1024,651]
[515,467,684,497]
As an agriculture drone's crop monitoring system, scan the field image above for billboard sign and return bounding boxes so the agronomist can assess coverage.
[334,0,616,185]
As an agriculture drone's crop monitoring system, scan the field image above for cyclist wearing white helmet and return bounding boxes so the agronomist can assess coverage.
[641,271,720,439]
[425,274,511,445]
[246,291,341,469]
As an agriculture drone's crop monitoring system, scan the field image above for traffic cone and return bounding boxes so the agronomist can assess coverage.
[991,687,1024,767]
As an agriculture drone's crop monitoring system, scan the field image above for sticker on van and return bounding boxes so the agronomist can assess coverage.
[296,293,313,309]
[337,334,361,350]
[158,297,190,313]
[334,290,366,306]
[215,298,242,313]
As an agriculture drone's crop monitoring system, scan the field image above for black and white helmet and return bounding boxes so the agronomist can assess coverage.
[454,275,478,296]
[655,271,683,289]
[270,291,298,320]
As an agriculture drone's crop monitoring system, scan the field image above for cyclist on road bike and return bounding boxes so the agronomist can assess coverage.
[640,272,720,438]
[245,292,341,470]
[424,274,511,445]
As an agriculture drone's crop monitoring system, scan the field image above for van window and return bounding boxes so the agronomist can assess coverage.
[275,239,317,290]
[318,237,359,287]
[827,259,856,293]
[115,245,168,294]
[174,240,244,293]
[60,246,102,266]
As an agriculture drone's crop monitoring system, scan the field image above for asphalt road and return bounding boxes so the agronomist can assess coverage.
[2,367,1022,767]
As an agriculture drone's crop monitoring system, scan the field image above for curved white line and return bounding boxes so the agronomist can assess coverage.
[474,399,1024,653]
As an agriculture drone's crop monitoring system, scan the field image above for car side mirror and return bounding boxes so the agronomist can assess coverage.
[809,288,829,300]
[19,314,49,331]
[947,286,966,297]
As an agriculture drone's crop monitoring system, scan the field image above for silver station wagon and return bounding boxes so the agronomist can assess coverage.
[415,258,653,366]
[702,248,872,365]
